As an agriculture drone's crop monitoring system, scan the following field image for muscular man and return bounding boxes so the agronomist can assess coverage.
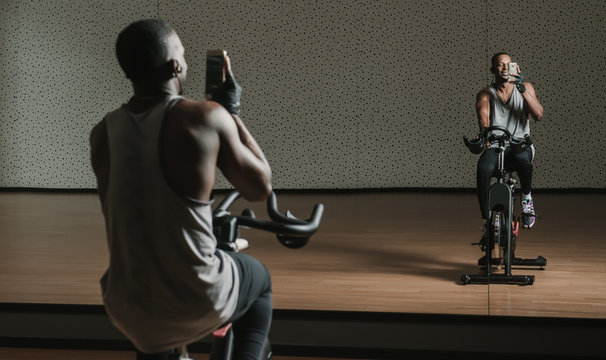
[475,52,543,229]
[90,19,273,359]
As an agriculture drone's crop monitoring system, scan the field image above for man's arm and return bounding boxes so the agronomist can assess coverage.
[214,107,272,202]
[521,82,543,121]
[476,88,491,129]
[90,119,109,201]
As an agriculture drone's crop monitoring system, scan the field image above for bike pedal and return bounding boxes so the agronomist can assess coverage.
[512,220,520,237]
[471,241,487,252]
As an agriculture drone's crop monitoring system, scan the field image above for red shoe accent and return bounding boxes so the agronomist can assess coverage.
[212,323,233,338]
[512,220,519,238]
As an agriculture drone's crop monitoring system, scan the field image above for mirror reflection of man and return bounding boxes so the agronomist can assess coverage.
[90,19,273,359]
[475,52,543,231]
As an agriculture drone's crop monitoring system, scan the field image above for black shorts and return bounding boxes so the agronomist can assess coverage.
[225,252,272,322]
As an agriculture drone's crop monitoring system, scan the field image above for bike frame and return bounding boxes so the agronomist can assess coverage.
[461,126,540,286]
[487,143,515,278]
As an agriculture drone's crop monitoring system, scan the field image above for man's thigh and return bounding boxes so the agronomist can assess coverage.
[507,146,533,171]
[225,251,272,322]
[478,147,500,176]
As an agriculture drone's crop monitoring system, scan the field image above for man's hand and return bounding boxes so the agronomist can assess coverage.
[509,64,526,93]
[479,127,488,139]
[209,55,242,115]
[508,63,543,121]
[513,72,526,93]
[476,126,491,147]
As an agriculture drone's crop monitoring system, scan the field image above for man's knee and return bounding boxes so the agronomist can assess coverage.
[477,162,493,177]
[477,162,496,185]
[512,158,533,177]
[260,265,272,294]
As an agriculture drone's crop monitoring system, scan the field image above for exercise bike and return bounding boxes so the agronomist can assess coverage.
[460,126,546,286]
[136,190,325,360]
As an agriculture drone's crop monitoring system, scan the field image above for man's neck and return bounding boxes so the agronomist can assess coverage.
[132,78,180,98]
[493,79,513,91]
[127,81,180,112]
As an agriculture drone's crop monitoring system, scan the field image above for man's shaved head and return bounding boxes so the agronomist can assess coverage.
[116,19,176,81]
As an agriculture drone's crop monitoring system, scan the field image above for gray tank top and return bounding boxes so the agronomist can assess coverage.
[100,95,238,353]
[488,84,530,145]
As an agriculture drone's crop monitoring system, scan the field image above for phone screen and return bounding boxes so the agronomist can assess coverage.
[205,50,225,99]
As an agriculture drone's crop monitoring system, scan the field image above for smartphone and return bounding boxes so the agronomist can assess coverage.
[508,62,518,80]
[205,50,226,100]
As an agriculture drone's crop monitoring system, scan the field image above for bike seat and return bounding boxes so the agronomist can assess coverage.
[136,325,232,359]
[212,323,233,338]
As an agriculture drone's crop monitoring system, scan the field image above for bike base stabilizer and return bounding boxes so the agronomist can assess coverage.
[461,273,534,286]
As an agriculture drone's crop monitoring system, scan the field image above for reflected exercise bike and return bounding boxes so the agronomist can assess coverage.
[461,126,546,286]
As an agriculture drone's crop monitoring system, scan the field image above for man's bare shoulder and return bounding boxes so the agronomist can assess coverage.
[476,87,492,101]
[478,86,492,96]
[171,98,230,130]
[90,118,107,148]
[172,98,219,121]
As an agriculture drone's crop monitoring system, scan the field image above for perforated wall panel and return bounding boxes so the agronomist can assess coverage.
[0,0,603,189]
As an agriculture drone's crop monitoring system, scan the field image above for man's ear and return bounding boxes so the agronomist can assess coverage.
[171,59,182,78]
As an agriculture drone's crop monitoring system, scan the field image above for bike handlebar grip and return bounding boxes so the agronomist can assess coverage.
[305,203,325,232]
[275,204,323,249]
[524,134,533,146]
[277,234,310,249]
[241,208,256,219]
[267,192,309,225]
[463,135,485,154]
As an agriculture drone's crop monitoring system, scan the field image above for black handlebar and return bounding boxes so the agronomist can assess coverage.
[463,125,532,155]
[213,191,243,218]
[213,191,325,249]
[485,125,513,142]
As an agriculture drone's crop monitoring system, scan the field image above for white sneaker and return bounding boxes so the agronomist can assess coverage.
[234,238,250,252]
[521,198,536,229]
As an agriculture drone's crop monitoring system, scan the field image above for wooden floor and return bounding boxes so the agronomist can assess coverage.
[0,348,351,360]
[1,191,605,319]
